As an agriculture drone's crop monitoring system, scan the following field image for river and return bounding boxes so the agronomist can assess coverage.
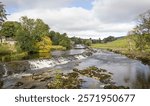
[0,46,150,89]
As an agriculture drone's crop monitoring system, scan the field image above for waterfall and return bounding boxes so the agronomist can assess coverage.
[28,52,91,70]
[3,64,8,77]
[28,57,70,70]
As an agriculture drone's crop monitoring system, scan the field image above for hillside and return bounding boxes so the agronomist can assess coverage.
[91,36,150,64]
[91,37,131,50]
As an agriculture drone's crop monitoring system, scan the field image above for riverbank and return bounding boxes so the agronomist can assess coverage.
[92,45,150,65]
[91,38,150,65]
[106,48,150,65]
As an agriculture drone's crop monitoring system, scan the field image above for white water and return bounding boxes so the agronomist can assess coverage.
[75,55,87,60]
[28,54,88,70]
[3,64,8,77]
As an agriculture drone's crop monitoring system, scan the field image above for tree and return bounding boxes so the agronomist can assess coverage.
[59,37,71,49]
[0,2,7,43]
[129,10,150,51]
[70,37,84,44]
[16,16,52,53]
[91,38,102,44]
[0,21,21,38]
[84,39,92,46]
[36,36,52,53]
[49,31,71,49]
[103,36,116,43]
[0,2,7,26]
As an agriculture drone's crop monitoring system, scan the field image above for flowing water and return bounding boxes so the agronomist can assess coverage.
[0,47,150,89]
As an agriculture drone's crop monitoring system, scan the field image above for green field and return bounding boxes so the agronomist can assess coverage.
[91,37,131,50]
[91,37,150,64]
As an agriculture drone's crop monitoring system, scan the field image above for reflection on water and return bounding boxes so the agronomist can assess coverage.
[0,52,52,62]
[51,49,85,57]
[75,51,150,88]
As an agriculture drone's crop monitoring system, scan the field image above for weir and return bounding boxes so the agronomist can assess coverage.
[28,54,88,70]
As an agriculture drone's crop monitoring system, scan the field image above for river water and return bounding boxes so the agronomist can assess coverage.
[0,47,150,89]
[50,49,150,89]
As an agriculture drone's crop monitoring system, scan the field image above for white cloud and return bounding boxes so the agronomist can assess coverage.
[92,0,150,23]
[3,0,150,39]
[2,0,72,10]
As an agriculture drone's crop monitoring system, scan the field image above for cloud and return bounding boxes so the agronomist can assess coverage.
[2,0,72,10]
[92,0,150,23]
[7,7,99,31]
[3,0,150,39]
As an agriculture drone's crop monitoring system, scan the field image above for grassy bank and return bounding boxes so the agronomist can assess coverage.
[91,37,150,64]
[0,44,15,55]
[51,45,66,51]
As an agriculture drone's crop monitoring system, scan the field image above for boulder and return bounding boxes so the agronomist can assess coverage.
[5,61,30,75]
[0,63,5,77]
[0,80,3,88]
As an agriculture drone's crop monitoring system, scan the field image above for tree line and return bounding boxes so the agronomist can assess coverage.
[0,16,72,53]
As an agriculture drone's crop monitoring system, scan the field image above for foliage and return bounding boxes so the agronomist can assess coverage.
[0,44,12,55]
[129,10,150,51]
[47,72,81,89]
[49,31,59,45]
[83,39,92,46]
[49,31,71,49]
[35,36,52,53]
[70,37,84,44]
[59,38,71,49]
[0,21,21,38]
[70,37,93,46]
[16,16,52,53]
[91,37,150,64]
[0,2,7,26]
[51,45,66,50]
[91,38,102,44]
[103,36,116,43]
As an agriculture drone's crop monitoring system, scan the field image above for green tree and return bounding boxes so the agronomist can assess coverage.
[70,37,84,44]
[59,38,71,49]
[130,10,150,51]
[84,39,92,46]
[49,31,71,49]
[103,36,116,43]
[0,21,21,38]
[16,16,51,53]
[49,31,60,45]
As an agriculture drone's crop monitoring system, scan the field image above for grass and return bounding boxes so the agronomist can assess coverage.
[92,37,130,50]
[0,44,13,55]
[51,45,66,50]
[91,37,150,64]
[0,52,28,62]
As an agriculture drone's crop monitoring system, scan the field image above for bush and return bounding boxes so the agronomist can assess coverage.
[0,44,12,55]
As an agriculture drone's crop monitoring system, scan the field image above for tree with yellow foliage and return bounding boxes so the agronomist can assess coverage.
[36,36,52,53]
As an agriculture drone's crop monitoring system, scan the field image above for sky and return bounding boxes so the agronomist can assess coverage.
[1,0,150,39]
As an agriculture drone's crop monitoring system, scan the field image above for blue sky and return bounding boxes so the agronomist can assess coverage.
[1,0,150,39]
[70,0,93,10]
